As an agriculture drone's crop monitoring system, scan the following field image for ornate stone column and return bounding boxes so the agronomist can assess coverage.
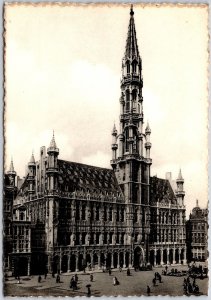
[129,252,132,268]
[123,252,126,268]
[27,257,31,276]
[183,248,187,265]
[116,253,119,268]
[167,248,169,265]
[111,253,114,268]
[76,255,79,272]
[178,248,181,264]
[154,250,157,266]
[173,248,176,264]
[98,253,101,270]
[67,254,71,272]
[160,248,164,265]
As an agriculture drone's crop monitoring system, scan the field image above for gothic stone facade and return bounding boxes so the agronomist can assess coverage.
[186,201,208,263]
[5,8,187,276]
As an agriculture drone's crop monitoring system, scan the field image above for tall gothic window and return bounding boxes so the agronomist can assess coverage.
[76,203,80,220]
[126,90,130,112]
[126,61,130,74]
[109,207,112,221]
[125,129,129,152]
[132,60,137,73]
[82,204,86,220]
[96,205,99,221]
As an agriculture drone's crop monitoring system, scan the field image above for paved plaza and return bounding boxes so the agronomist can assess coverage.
[4,265,208,297]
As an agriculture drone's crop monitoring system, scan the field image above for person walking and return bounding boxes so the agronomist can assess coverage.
[86,285,91,297]
[38,275,41,283]
[90,274,93,282]
[56,274,60,283]
[109,269,112,275]
[152,278,156,286]
[147,285,151,296]
[127,268,130,276]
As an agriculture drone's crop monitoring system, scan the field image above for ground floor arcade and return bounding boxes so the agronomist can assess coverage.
[149,246,187,266]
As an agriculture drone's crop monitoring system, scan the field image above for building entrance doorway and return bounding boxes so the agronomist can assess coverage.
[134,246,144,269]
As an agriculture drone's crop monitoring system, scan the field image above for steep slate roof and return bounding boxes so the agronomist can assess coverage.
[150,176,177,205]
[58,159,122,196]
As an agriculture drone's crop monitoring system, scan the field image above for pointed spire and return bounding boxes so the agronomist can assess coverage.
[145,122,151,134]
[49,130,57,148]
[9,158,14,172]
[7,158,16,176]
[47,130,59,155]
[29,152,35,164]
[125,5,139,59]
[196,199,199,207]
[178,168,183,180]
[176,168,184,182]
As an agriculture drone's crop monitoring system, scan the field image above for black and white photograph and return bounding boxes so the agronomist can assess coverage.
[3,2,209,296]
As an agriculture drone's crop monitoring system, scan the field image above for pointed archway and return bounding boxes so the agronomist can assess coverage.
[134,246,144,269]
[61,255,68,273]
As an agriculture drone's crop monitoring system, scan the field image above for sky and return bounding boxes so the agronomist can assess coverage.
[4,3,208,216]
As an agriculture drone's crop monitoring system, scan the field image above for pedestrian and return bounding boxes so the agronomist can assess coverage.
[152,278,156,286]
[90,274,93,282]
[147,285,151,296]
[119,266,122,272]
[127,268,130,276]
[158,274,162,283]
[70,276,74,289]
[87,286,91,297]
[38,275,41,283]
[109,269,112,275]
[56,274,60,283]
[113,276,117,286]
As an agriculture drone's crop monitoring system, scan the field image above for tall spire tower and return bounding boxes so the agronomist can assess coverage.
[111,7,152,248]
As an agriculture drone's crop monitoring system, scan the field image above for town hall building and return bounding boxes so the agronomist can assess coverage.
[4,7,187,276]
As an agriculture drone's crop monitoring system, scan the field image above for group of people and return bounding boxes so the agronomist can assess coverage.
[146,271,163,296]
[70,274,78,291]
[183,277,199,294]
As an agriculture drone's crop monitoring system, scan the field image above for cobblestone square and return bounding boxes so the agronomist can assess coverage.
[4,266,208,297]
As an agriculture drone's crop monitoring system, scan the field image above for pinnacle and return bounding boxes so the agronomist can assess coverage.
[50,130,57,148]
[9,158,14,172]
[29,152,35,164]
[145,122,151,133]
[8,158,16,175]
[177,168,184,181]
[125,6,140,59]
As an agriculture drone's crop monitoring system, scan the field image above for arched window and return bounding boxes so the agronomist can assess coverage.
[132,60,137,73]
[126,61,130,74]
[132,89,137,100]
[125,129,129,152]
[134,208,138,223]
[82,204,86,220]
[126,90,130,112]
[96,205,99,221]
[20,212,24,221]
[109,207,112,221]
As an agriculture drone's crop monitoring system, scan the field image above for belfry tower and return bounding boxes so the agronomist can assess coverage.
[111,7,152,249]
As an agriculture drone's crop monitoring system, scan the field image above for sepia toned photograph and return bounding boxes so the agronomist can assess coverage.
[3,2,209,297]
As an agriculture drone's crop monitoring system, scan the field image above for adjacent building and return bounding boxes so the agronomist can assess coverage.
[186,200,208,263]
[4,7,187,276]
